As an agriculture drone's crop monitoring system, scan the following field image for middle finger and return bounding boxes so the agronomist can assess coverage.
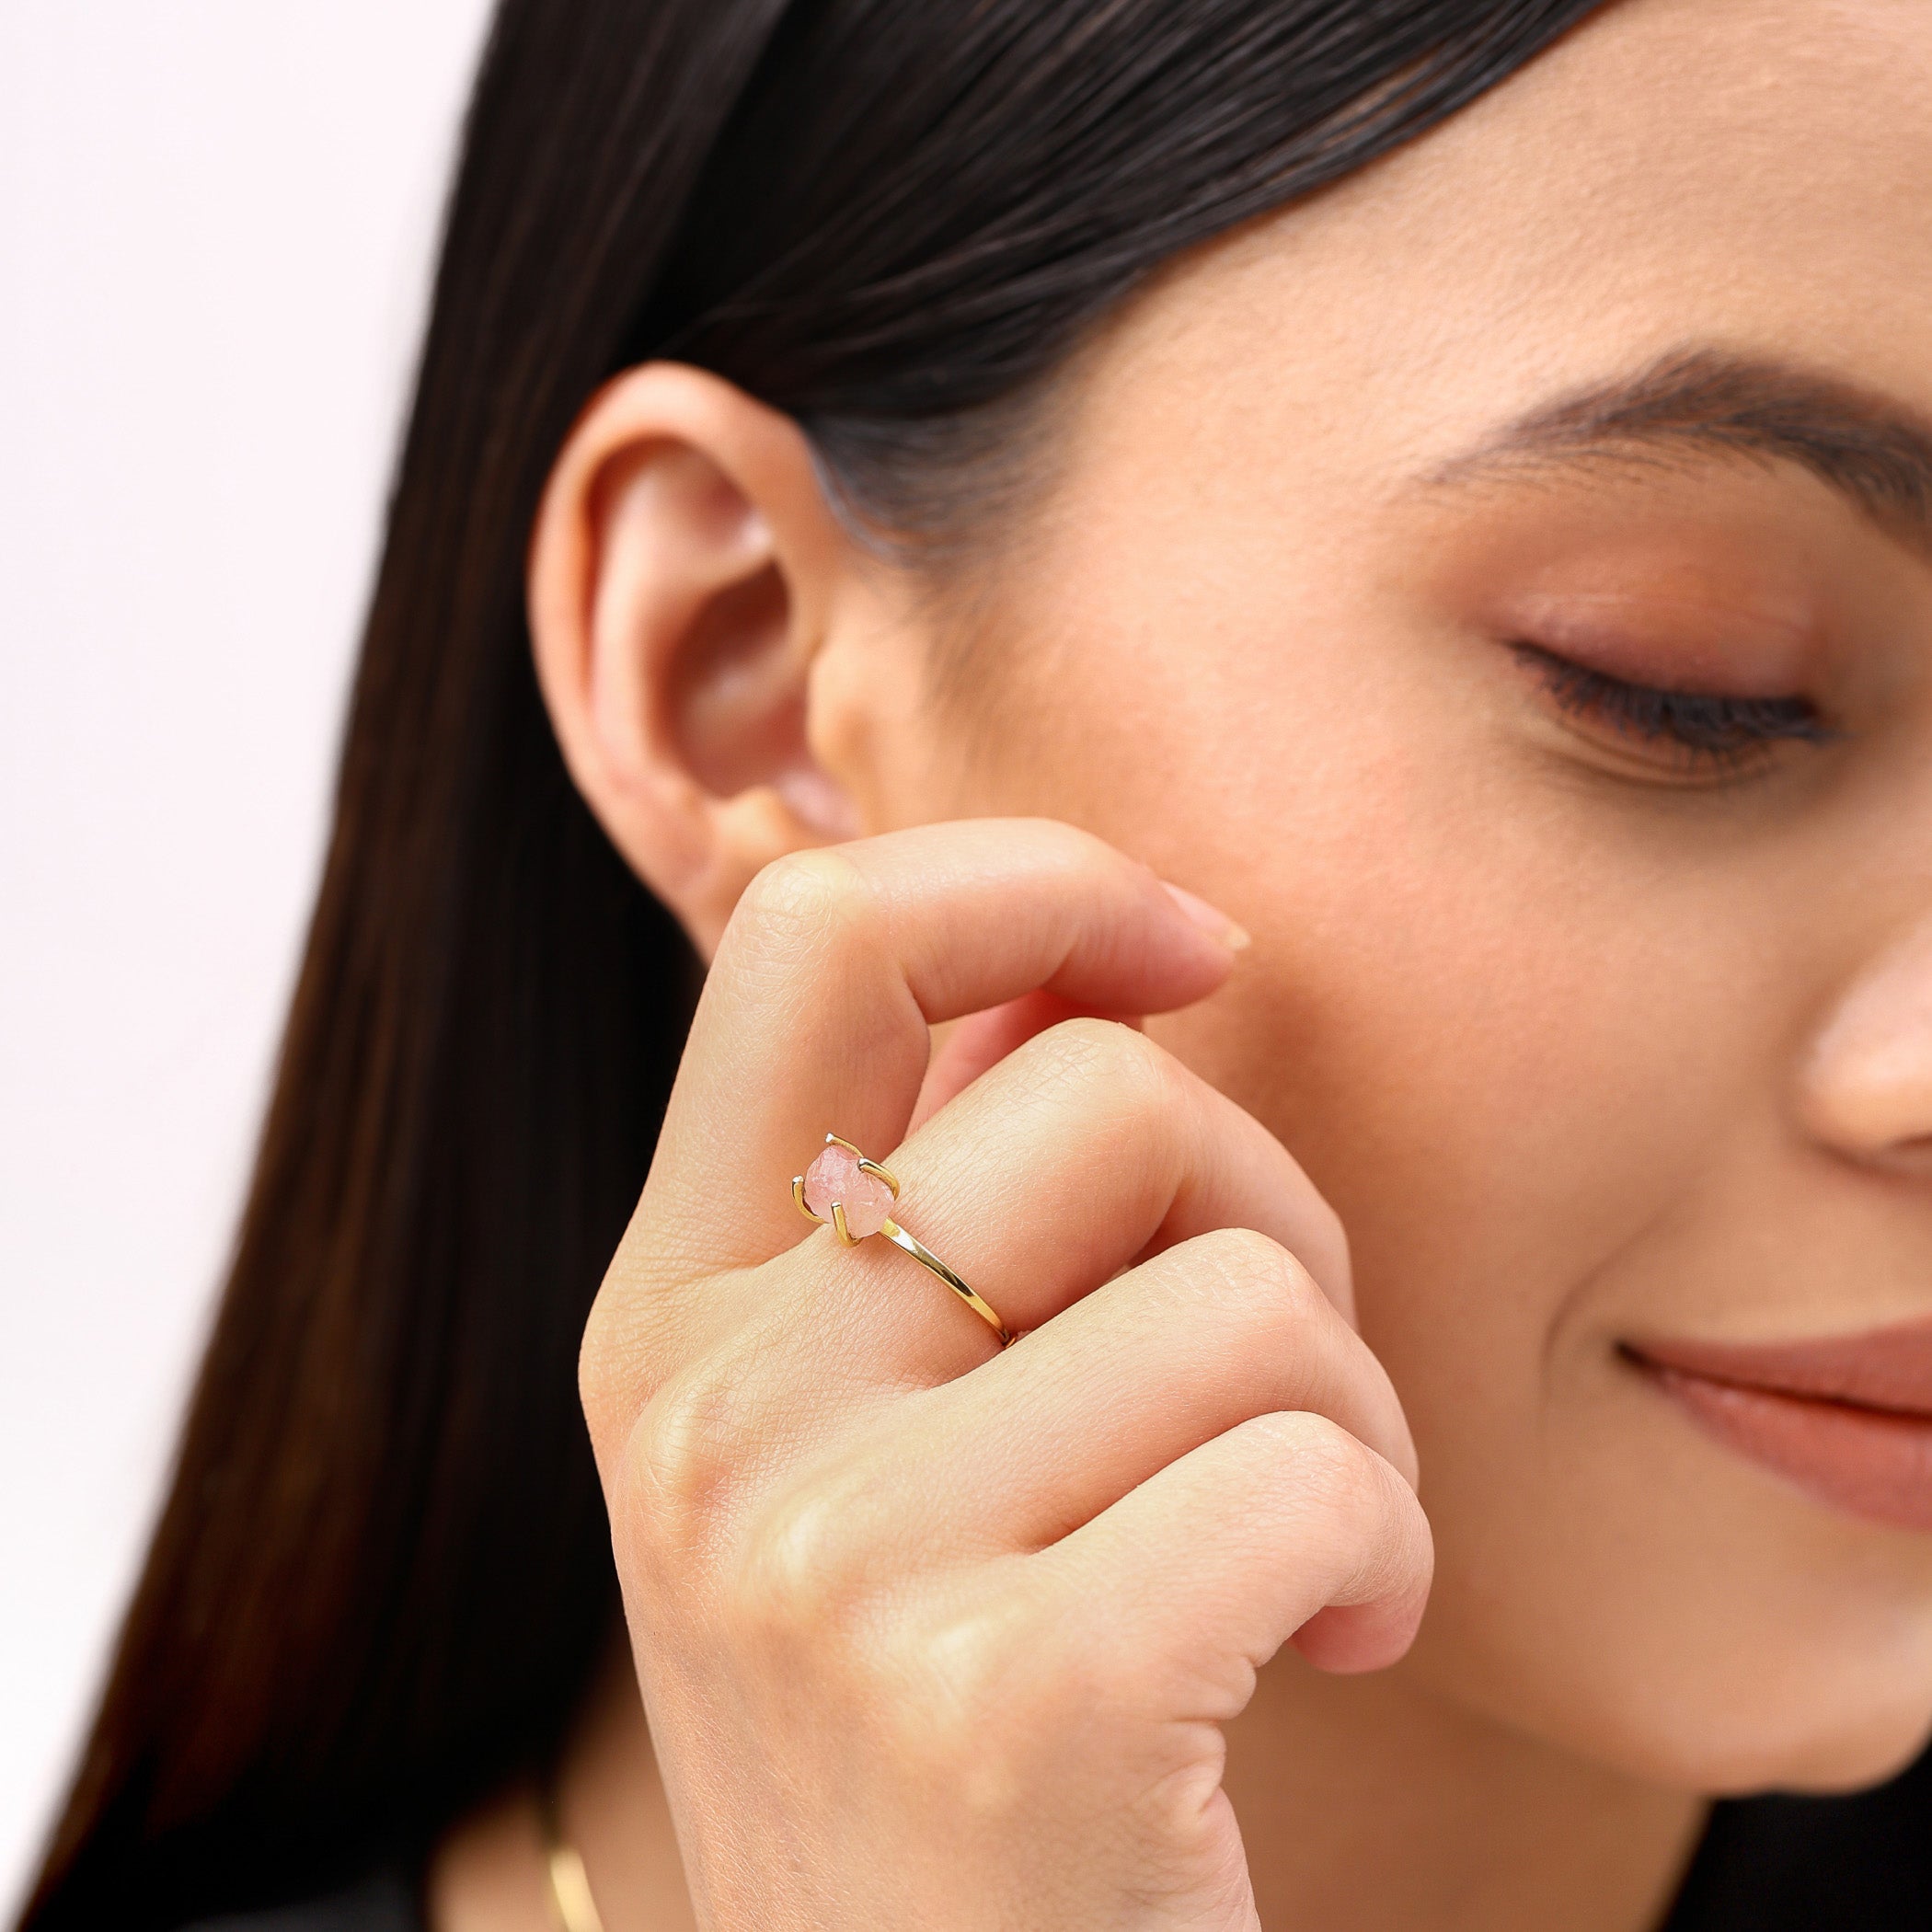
[767,1015,1351,1385]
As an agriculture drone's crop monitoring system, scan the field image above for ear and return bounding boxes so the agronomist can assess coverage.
[527,362,870,956]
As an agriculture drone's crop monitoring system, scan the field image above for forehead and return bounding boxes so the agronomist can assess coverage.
[1086,0,1932,482]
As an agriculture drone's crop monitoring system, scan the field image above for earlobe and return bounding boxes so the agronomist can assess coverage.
[527,362,863,954]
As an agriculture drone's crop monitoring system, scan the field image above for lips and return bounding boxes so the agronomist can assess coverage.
[1626,1317,1932,1534]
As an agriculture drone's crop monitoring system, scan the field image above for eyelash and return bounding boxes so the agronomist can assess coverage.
[1511,643,1832,767]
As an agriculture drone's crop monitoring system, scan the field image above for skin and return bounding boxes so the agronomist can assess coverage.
[427,0,1932,1926]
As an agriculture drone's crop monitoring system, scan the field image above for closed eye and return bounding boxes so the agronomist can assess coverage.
[1509,642,1834,772]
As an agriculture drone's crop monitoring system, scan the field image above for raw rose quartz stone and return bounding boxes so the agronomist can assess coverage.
[801,1143,894,1237]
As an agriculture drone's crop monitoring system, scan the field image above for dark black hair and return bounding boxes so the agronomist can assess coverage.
[22,2,1606,1925]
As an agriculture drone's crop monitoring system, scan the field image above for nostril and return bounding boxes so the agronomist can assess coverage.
[1816,1126,1932,1184]
[1879,1134,1932,1179]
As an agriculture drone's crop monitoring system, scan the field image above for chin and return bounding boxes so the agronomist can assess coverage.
[1612,1577,1932,1791]
[1480,1645,1932,1801]
[1680,1681,1932,1800]
[1557,1606,1932,1797]
[1411,1489,1932,1801]
[1642,1513,1932,1794]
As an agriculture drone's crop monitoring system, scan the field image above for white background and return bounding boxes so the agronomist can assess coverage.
[0,3,495,1908]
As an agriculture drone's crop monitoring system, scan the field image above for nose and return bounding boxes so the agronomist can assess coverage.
[1801,911,1932,1169]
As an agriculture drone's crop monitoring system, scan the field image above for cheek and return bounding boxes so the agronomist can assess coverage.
[962,583,1731,1356]
[945,586,1932,1779]
[1144,765,1932,1780]
[1146,741,1725,1424]
[962,590,1718,1431]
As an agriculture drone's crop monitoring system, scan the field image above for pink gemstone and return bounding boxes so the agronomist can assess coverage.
[801,1142,894,1237]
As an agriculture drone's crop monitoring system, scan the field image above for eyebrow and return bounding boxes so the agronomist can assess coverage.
[1430,348,1932,551]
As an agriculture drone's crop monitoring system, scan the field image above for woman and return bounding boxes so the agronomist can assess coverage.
[21,0,1932,1925]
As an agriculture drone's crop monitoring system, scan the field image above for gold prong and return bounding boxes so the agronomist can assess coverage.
[825,1133,862,1156]
[792,1177,823,1225]
[830,1201,859,1245]
[857,1156,901,1198]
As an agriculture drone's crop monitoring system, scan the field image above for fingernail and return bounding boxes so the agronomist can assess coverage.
[1161,880,1251,952]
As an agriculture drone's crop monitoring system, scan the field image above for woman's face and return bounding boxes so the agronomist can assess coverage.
[843,0,1932,1790]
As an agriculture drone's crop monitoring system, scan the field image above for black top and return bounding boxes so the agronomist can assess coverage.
[1662,1743,1932,1928]
[181,1747,1932,1932]
[183,1873,419,1932]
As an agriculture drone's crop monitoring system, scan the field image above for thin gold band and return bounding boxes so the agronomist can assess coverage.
[793,1134,1016,1347]
[877,1217,1016,1346]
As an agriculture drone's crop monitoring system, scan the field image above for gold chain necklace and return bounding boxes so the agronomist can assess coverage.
[538,1788,606,1932]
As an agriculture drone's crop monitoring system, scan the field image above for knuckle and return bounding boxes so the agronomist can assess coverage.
[1264,1411,1432,1606]
[622,1362,754,1562]
[1371,1480,1436,1600]
[730,848,873,960]
[875,1593,1071,1807]
[1197,1224,1300,1292]
[723,1512,1053,1781]
[1189,1226,1323,1327]
[1030,1015,1174,1112]
[1260,1409,1385,1515]
[730,1476,877,1650]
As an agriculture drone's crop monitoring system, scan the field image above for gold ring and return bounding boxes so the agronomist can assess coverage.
[792,1134,1015,1347]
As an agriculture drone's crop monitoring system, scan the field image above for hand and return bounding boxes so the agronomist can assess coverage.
[581,820,1432,1931]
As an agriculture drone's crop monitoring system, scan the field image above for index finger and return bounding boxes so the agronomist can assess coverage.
[641,819,1245,1277]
